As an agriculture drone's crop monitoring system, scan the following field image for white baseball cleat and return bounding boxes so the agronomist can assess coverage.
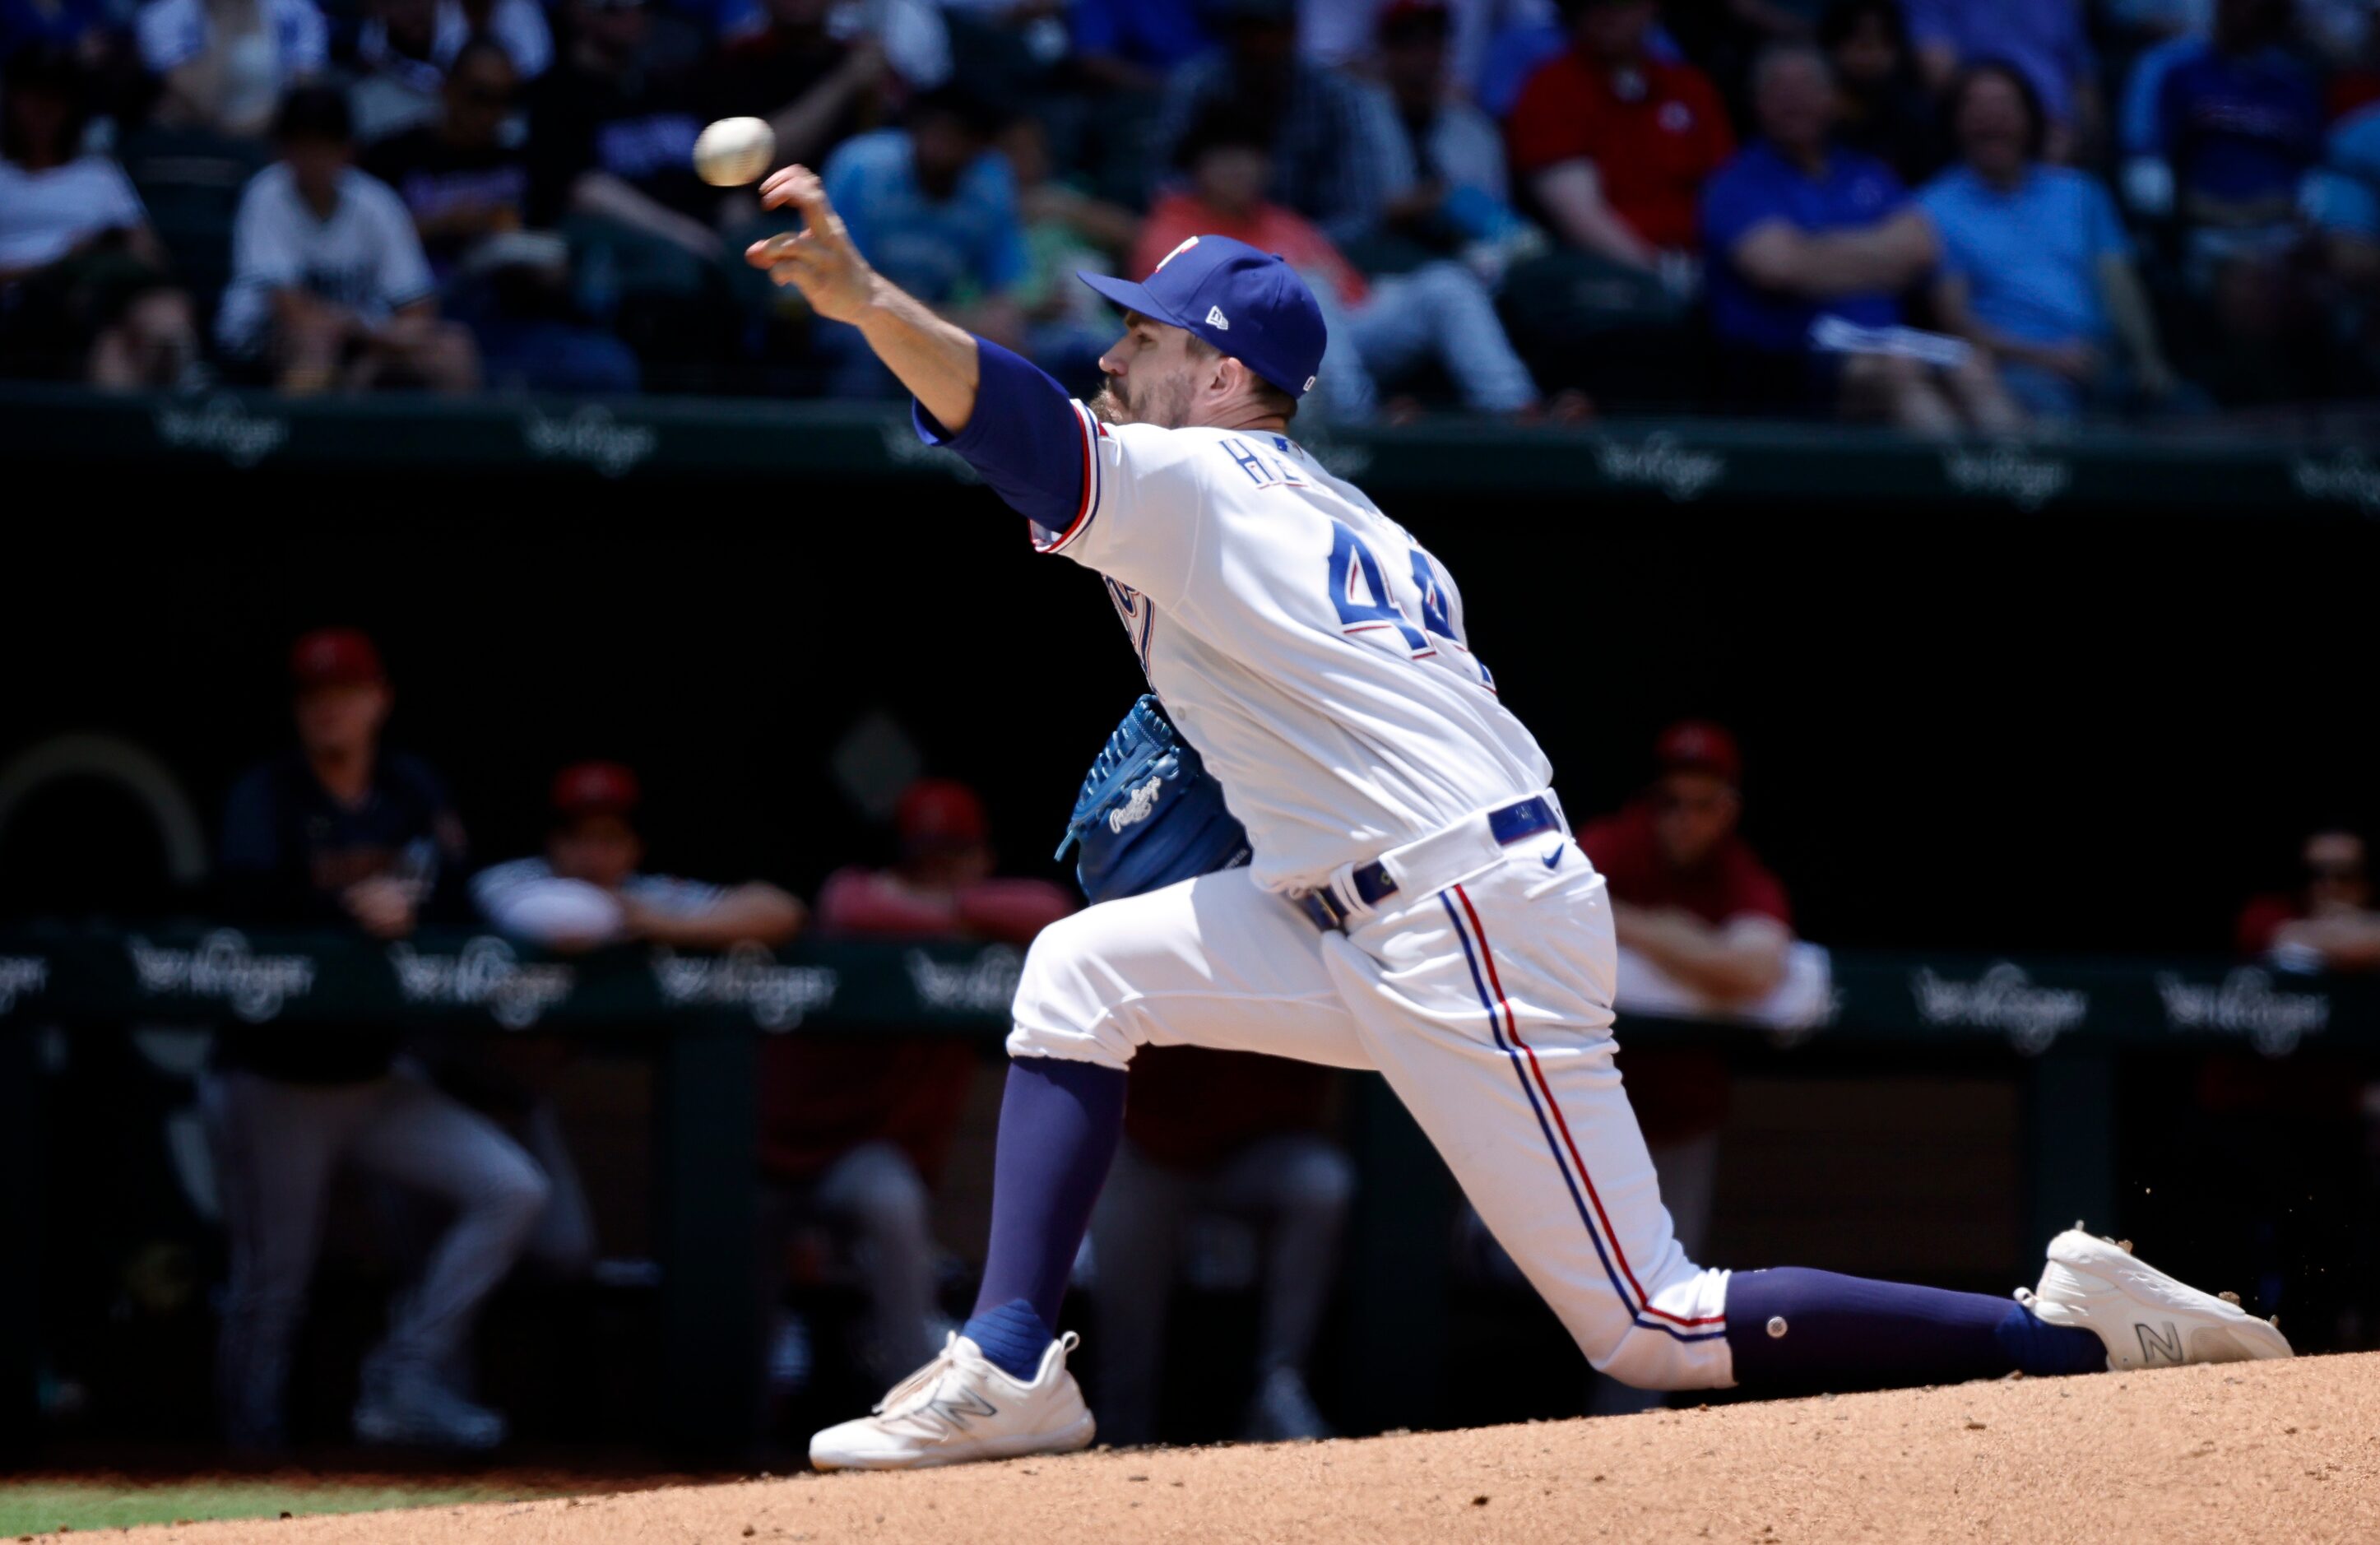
[809,1331,1096,1472]
[2020,1229,2293,1371]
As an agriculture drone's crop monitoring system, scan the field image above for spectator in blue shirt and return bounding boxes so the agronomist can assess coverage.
[1904,0,2099,155]
[1703,42,2016,430]
[2124,0,2325,402]
[1922,62,2179,418]
[2308,100,2380,257]
[815,85,1027,393]
[1153,0,1406,248]
[1376,0,1537,278]
[2305,103,2380,376]
[1070,0,1216,94]
[2145,0,2323,242]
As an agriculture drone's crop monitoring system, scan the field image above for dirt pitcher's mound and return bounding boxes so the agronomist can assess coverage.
[81,1353,2380,1545]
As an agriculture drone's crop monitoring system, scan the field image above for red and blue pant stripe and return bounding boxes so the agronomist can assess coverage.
[1439,883,1726,1345]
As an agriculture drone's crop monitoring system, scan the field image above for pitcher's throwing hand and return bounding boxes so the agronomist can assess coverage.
[744,165,875,322]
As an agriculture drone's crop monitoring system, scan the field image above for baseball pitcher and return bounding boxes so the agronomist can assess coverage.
[745,169,2289,1473]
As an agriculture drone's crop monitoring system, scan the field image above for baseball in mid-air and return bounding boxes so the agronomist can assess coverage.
[694,116,775,187]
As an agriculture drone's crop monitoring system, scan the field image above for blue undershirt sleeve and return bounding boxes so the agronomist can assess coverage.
[912,338,1093,541]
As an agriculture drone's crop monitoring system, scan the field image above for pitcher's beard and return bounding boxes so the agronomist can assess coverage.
[1090,375,1191,429]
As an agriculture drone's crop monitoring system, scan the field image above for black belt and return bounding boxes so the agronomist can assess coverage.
[1295,796,1560,932]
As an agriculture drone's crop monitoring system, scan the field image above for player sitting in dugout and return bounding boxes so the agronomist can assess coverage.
[741,162,2290,1473]
[452,760,806,1300]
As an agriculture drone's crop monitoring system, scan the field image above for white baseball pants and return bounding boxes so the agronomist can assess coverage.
[1010,813,1737,1392]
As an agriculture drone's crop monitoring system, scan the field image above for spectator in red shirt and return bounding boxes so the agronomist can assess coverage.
[759,779,1073,1390]
[1088,1047,1351,1445]
[1134,104,1542,420]
[1505,0,1735,279]
[2237,828,2380,972]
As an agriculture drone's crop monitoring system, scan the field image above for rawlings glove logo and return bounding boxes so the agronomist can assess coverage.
[1107,775,1165,833]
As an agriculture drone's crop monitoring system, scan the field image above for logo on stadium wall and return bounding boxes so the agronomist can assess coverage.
[652,942,838,1030]
[154,396,289,468]
[1595,434,1726,502]
[126,930,316,1023]
[2291,451,2380,514]
[2155,967,2329,1057]
[387,936,576,1030]
[1942,446,2070,510]
[1909,963,2089,1053]
[907,945,1024,1014]
[522,405,657,478]
[0,955,48,1014]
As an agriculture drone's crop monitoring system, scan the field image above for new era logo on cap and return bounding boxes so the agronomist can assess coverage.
[1205,305,1230,331]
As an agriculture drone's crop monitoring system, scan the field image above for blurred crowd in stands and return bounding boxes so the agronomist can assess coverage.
[4,0,2380,423]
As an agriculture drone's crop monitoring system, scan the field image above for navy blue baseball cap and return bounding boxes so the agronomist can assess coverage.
[1078,234,1327,398]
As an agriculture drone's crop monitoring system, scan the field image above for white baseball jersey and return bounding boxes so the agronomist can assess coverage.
[1034,406,1553,894]
[216,164,435,355]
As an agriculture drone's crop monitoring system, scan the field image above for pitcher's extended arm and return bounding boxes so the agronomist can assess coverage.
[747,165,982,431]
[746,165,1095,534]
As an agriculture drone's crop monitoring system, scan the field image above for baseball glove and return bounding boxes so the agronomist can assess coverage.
[1055,696,1252,905]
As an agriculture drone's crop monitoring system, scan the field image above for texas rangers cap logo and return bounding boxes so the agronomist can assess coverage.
[1155,235,1200,271]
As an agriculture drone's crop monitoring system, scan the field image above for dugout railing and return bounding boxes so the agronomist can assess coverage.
[2,923,2372,1455]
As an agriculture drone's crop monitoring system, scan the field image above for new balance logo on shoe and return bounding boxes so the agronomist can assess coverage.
[1206,306,1230,330]
[928,1390,999,1430]
[2136,1321,2184,1364]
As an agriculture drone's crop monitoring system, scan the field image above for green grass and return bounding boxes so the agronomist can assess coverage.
[0,1478,570,1535]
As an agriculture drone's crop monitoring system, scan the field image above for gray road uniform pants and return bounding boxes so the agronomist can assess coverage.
[202,1064,549,1445]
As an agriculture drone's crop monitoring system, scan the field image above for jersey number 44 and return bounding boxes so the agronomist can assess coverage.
[1326,519,1497,695]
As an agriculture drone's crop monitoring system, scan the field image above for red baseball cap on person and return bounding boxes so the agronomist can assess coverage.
[1654,720,1742,785]
[289,628,386,689]
[896,778,988,850]
[552,760,642,821]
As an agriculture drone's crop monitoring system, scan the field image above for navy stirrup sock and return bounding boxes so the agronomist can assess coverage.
[962,1057,1128,1380]
[1726,1268,2106,1387]
[1993,1294,2110,1376]
[959,1299,1057,1383]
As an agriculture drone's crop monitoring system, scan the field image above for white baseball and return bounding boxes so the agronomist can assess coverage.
[694,116,775,188]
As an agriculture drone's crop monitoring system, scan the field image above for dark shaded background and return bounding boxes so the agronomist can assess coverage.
[5,456,2379,1456]
[5,470,2372,953]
